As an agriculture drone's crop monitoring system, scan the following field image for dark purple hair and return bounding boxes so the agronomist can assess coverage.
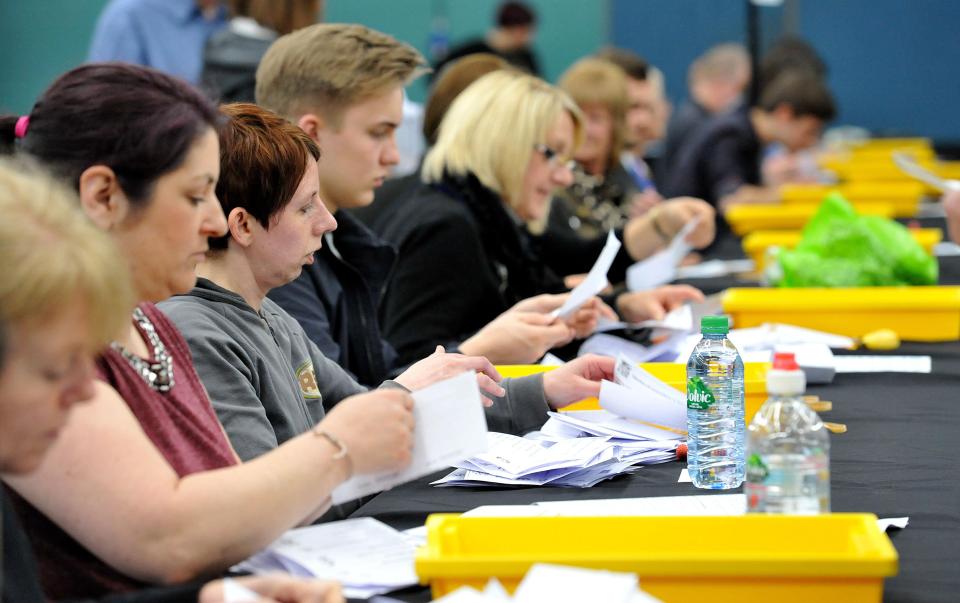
[0,62,221,204]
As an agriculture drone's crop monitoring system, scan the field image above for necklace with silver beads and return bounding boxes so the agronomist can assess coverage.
[110,307,175,392]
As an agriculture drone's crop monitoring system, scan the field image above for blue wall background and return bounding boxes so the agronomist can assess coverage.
[610,0,960,143]
[1,1,958,143]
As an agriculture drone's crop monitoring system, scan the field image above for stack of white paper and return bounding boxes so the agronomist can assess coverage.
[432,431,677,489]
[235,517,417,599]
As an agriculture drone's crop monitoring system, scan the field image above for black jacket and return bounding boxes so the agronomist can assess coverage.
[366,172,566,366]
[2,490,203,603]
[268,210,399,387]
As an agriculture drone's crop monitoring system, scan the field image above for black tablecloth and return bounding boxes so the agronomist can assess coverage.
[350,232,960,603]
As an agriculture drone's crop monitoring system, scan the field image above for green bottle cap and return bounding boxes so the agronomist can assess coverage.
[700,315,729,334]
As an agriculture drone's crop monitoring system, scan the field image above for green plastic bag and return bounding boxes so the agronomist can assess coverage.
[773,192,938,287]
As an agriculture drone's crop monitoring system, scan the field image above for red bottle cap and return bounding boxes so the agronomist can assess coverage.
[772,351,799,371]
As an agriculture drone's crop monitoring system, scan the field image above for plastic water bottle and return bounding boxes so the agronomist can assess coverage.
[686,315,745,489]
[746,352,830,513]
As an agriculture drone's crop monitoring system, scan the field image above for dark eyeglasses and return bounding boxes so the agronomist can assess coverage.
[533,144,577,171]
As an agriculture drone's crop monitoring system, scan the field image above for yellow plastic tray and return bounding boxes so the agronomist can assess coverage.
[779,182,924,217]
[416,514,898,602]
[722,286,960,341]
[742,228,942,270]
[725,202,894,236]
[497,362,769,423]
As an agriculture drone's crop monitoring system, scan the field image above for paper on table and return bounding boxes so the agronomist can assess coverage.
[626,218,699,291]
[513,564,638,603]
[533,493,747,516]
[236,517,416,599]
[678,468,691,483]
[548,410,684,441]
[332,371,488,504]
[222,579,260,603]
[877,517,909,531]
[552,230,622,320]
[833,355,931,374]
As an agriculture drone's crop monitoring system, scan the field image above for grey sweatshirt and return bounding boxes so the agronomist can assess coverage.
[159,278,551,462]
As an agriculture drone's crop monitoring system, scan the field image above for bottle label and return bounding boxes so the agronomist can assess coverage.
[746,453,769,482]
[686,377,716,410]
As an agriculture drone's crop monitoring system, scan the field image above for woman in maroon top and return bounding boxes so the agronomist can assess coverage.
[0,64,421,599]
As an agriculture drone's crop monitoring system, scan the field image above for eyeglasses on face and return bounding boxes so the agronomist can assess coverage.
[533,143,577,172]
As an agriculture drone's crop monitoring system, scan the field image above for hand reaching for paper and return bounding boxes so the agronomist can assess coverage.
[656,197,716,249]
[394,346,504,407]
[542,354,616,410]
[512,293,617,339]
[616,285,704,323]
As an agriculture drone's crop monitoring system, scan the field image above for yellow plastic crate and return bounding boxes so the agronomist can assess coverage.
[936,160,960,181]
[725,202,894,236]
[416,514,898,602]
[722,286,960,341]
[742,228,942,270]
[779,182,924,217]
[497,362,769,423]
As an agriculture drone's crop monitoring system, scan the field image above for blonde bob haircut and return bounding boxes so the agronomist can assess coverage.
[0,160,133,350]
[422,70,583,215]
[256,23,428,123]
[558,57,628,170]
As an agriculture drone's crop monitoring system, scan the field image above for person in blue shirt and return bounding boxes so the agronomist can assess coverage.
[88,0,227,84]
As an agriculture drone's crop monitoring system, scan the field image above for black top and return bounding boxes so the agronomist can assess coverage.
[268,210,399,387]
[2,489,204,603]
[659,107,761,209]
[200,27,274,103]
[365,172,565,366]
[659,100,711,184]
[432,39,540,79]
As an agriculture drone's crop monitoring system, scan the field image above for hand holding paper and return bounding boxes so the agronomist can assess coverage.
[552,230,622,320]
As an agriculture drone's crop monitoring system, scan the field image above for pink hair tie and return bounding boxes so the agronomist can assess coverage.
[13,116,29,139]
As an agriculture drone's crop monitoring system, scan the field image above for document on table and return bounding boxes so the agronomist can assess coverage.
[626,217,699,291]
[597,359,686,432]
[551,230,621,319]
[331,371,488,504]
[533,493,747,516]
[833,355,931,374]
[235,517,417,599]
[578,332,684,364]
[545,409,684,441]
[594,304,694,334]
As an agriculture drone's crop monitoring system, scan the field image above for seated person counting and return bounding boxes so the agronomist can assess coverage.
[0,160,344,603]
[0,63,424,599]
[160,103,613,461]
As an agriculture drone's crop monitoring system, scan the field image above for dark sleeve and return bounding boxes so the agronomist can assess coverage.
[535,205,633,285]
[89,583,204,603]
[269,272,350,379]
[701,131,751,202]
[484,374,550,435]
[381,212,495,366]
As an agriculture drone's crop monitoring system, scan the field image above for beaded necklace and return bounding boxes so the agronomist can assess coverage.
[110,307,175,392]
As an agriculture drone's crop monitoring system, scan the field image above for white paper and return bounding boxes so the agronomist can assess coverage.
[626,218,699,291]
[547,410,684,441]
[676,258,756,280]
[332,371,488,504]
[539,352,565,366]
[678,468,691,482]
[236,517,416,599]
[513,564,638,603]
[597,360,686,432]
[877,516,909,531]
[552,230,621,319]
[833,355,931,374]
[533,493,747,516]
[222,578,260,603]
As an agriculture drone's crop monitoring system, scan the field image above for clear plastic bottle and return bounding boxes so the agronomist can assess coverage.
[686,315,745,489]
[746,352,831,513]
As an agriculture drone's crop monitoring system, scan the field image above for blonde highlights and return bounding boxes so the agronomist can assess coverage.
[0,160,133,349]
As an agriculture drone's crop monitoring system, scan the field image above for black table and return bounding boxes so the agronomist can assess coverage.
[350,238,960,603]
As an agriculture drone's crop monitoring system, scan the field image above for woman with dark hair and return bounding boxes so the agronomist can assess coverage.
[0,63,408,600]
[0,161,343,602]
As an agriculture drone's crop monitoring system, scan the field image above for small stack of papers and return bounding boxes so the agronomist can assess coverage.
[432,564,663,603]
[433,431,678,488]
[235,517,417,599]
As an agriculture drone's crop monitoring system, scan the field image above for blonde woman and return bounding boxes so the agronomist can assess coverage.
[0,161,342,602]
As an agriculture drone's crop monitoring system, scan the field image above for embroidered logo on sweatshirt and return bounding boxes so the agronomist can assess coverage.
[296,361,321,399]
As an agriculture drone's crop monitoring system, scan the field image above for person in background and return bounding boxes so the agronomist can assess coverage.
[660,43,751,183]
[88,0,227,85]
[160,103,517,462]
[659,71,836,219]
[258,25,602,378]
[943,190,960,244]
[201,0,322,103]
[0,63,415,600]
[595,47,668,216]
[0,160,344,603]
[432,1,541,78]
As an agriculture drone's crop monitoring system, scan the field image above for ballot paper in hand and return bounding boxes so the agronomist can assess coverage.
[551,230,621,320]
[332,371,487,504]
[235,518,417,599]
[598,355,687,432]
[626,217,699,291]
[593,304,694,334]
